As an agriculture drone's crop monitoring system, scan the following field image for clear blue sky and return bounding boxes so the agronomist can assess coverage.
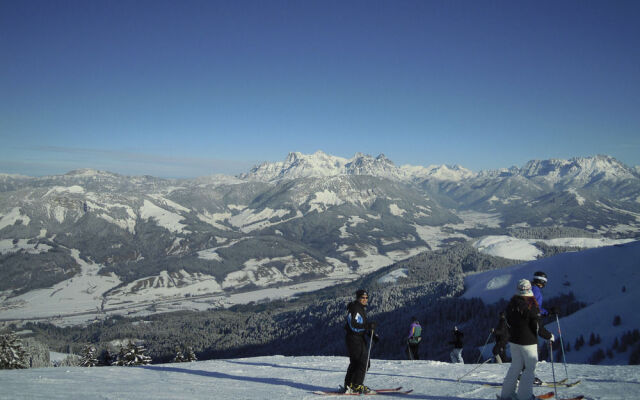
[1,0,639,178]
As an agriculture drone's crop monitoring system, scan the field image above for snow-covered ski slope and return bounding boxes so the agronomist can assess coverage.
[0,355,638,399]
[463,240,640,364]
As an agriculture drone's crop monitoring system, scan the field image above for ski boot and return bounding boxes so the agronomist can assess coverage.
[354,384,375,394]
[340,384,355,394]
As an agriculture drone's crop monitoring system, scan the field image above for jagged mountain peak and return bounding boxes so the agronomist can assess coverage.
[239,151,475,182]
[63,168,119,177]
[520,155,636,183]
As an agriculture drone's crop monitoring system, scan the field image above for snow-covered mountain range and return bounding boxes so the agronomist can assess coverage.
[1,152,638,326]
[239,150,476,182]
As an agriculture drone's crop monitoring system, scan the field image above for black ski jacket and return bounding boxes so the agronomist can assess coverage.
[505,295,552,346]
[345,301,371,336]
[449,330,464,348]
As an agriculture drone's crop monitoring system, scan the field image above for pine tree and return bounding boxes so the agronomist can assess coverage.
[613,315,622,326]
[0,331,29,369]
[185,346,197,362]
[115,341,152,366]
[80,345,99,367]
[172,346,186,363]
[630,344,640,365]
[574,335,585,351]
[99,349,114,366]
[588,348,605,364]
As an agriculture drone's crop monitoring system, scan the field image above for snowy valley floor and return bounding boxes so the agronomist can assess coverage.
[1,356,639,400]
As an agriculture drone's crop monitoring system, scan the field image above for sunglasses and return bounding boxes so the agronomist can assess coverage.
[360,296,369,299]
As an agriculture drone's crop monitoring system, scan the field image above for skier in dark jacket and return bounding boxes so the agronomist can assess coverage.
[492,311,509,363]
[449,326,464,363]
[499,279,554,400]
[343,289,377,394]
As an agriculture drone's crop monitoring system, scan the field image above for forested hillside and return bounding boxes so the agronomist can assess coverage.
[15,240,587,364]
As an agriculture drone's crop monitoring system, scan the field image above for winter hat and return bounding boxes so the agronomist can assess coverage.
[355,289,368,299]
[533,271,548,284]
[517,279,534,297]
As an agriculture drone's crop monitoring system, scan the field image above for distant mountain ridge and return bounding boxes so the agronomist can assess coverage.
[242,151,639,187]
[239,150,475,182]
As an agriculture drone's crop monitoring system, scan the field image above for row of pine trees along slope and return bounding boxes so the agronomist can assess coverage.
[4,290,640,368]
[0,331,196,368]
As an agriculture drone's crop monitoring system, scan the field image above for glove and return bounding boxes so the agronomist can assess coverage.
[491,328,495,333]
[368,321,377,331]
[372,333,380,343]
[549,334,555,342]
[550,307,559,315]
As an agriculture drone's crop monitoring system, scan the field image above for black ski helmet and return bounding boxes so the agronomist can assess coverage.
[533,271,547,285]
[355,289,368,299]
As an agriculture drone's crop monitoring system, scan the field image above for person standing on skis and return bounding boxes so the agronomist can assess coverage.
[492,311,509,363]
[343,289,377,394]
[531,271,549,317]
[499,279,554,400]
[449,326,464,363]
[407,316,422,360]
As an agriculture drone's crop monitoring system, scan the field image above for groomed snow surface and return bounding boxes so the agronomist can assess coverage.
[1,355,637,399]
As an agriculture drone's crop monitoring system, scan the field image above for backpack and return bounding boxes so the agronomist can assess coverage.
[408,325,422,344]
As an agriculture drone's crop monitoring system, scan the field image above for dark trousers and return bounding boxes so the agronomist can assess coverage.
[344,333,368,387]
[493,341,508,363]
[408,342,420,360]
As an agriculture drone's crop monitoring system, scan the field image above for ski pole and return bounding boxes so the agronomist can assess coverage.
[474,330,493,364]
[456,355,493,382]
[549,340,558,400]
[362,328,375,387]
[555,314,569,381]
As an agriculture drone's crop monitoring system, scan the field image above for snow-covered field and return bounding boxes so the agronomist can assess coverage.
[471,235,636,261]
[0,355,637,399]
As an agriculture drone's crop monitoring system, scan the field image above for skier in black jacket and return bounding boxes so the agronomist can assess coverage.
[492,311,509,363]
[499,279,554,400]
[343,289,377,394]
[449,326,464,363]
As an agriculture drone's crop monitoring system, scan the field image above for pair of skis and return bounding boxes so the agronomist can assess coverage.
[533,392,584,400]
[485,390,583,400]
[539,377,584,399]
[537,378,582,388]
[313,386,413,396]
[483,381,584,400]
[484,378,580,388]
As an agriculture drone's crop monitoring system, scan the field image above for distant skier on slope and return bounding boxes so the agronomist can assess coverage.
[449,326,464,363]
[342,289,378,394]
[498,279,554,400]
[406,316,422,360]
[492,311,509,363]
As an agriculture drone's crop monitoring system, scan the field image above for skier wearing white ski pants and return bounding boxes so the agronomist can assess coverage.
[499,280,553,400]
[500,343,537,400]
